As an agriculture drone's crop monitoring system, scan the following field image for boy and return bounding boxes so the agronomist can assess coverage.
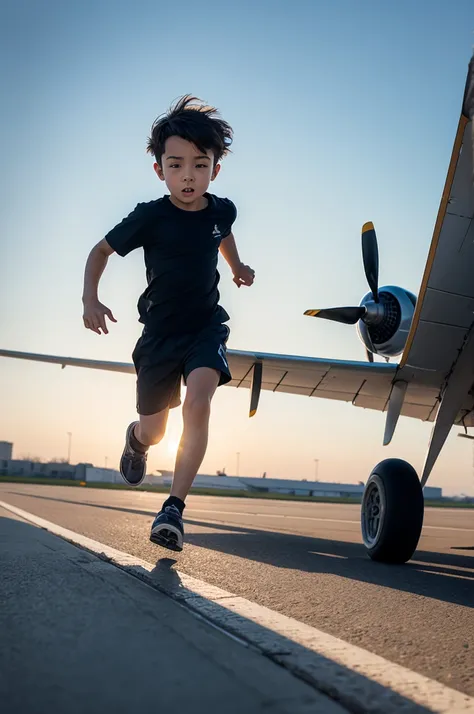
[82,95,255,551]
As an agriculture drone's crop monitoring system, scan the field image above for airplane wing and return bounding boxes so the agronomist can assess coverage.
[0,347,440,422]
[396,54,474,432]
[0,349,135,375]
[400,57,474,386]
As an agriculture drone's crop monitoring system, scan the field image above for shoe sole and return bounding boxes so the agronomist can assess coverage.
[150,525,183,552]
[120,422,147,487]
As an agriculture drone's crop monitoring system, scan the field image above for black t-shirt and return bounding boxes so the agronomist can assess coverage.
[105,192,237,336]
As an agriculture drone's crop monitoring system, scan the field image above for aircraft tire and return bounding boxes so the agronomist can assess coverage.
[361,458,424,564]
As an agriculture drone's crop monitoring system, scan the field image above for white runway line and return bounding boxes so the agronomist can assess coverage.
[186,507,474,532]
[1,499,473,714]
[9,488,473,532]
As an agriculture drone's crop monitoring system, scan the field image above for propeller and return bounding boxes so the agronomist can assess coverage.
[304,307,365,325]
[304,222,380,325]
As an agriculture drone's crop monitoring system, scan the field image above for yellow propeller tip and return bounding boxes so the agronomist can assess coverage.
[304,309,320,317]
[249,409,257,417]
[362,221,374,233]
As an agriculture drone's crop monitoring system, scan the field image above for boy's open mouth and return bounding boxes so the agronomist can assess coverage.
[182,188,194,194]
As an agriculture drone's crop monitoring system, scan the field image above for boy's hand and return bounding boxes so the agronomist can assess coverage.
[233,262,255,288]
[82,299,117,335]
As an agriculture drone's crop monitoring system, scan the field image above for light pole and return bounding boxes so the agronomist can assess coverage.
[314,458,319,481]
[67,432,72,464]
[236,452,240,476]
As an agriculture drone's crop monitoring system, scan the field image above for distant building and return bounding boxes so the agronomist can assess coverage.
[84,467,161,486]
[0,442,13,460]
[0,450,443,499]
[157,471,246,491]
[0,459,79,480]
[85,467,121,484]
[156,471,443,499]
[422,486,443,499]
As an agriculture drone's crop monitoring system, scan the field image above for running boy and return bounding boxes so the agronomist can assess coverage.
[82,96,255,551]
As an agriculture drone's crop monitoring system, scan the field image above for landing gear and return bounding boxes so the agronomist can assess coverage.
[361,458,424,564]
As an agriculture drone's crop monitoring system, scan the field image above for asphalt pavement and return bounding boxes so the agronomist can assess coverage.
[1,483,473,705]
[0,504,347,714]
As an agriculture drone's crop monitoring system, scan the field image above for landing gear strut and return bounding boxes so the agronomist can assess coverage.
[361,458,424,563]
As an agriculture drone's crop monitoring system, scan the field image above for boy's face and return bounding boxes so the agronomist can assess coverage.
[154,136,220,209]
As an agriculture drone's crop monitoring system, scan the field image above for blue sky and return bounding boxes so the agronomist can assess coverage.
[1,0,474,494]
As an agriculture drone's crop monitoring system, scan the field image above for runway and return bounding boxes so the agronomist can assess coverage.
[1,483,472,698]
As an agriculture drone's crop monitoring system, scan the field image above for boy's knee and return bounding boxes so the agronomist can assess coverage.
[183,393,211,421]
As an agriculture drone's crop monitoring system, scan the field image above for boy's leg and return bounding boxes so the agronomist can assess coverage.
[135,410,170,446]
[170,366,220,500]
[149,367,220,551]
[149,322,231,550]
[169,323,231,501]
[120,408,169,487]
[121,330,183,487]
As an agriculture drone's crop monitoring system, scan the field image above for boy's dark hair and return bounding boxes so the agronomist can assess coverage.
[146,95,233,167]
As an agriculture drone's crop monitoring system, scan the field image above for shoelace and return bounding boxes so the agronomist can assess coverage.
[164,505,182,520]
[127,444,147,468]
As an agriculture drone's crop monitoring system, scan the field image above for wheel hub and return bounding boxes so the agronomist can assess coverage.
[362,482,382,545]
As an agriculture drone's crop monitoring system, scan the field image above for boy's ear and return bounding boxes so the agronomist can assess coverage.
[211,163,221,181]
[154,162,165,181]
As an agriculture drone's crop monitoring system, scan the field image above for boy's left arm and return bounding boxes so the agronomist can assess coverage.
[219,232,255,288]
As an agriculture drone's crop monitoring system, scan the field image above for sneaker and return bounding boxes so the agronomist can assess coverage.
[150,504,184,552]
[120,421,148,487]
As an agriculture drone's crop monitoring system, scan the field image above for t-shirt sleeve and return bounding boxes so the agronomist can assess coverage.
[220,199,237,239]
[104,202,152,257]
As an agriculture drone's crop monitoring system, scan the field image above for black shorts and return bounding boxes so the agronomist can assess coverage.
[132,322,232,416]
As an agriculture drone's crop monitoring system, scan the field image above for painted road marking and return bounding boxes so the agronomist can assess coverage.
[185,508,474,532]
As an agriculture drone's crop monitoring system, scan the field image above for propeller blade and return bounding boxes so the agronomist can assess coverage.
[365,348,374,363]
[365,323,377,354]
[304,306,366,325]
[362,222,379,303]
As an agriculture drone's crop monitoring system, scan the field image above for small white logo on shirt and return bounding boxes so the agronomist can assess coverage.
[212,224,221,239]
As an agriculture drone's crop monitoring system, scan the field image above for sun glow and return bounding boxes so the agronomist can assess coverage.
[167,438,180,457]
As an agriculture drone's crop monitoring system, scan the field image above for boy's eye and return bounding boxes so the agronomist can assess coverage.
[167,162,208,169]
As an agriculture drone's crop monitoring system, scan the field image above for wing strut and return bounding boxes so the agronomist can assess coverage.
[249,361,263,417]
[421,325,474,486]
[383,380,408,446]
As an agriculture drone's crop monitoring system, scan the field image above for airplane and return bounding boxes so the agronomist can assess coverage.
[1,55,473,565]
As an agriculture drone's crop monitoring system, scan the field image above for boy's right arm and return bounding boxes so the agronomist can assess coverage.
[82,238,117,335]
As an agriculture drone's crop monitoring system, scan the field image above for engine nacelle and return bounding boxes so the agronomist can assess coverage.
[357,285,416,359]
